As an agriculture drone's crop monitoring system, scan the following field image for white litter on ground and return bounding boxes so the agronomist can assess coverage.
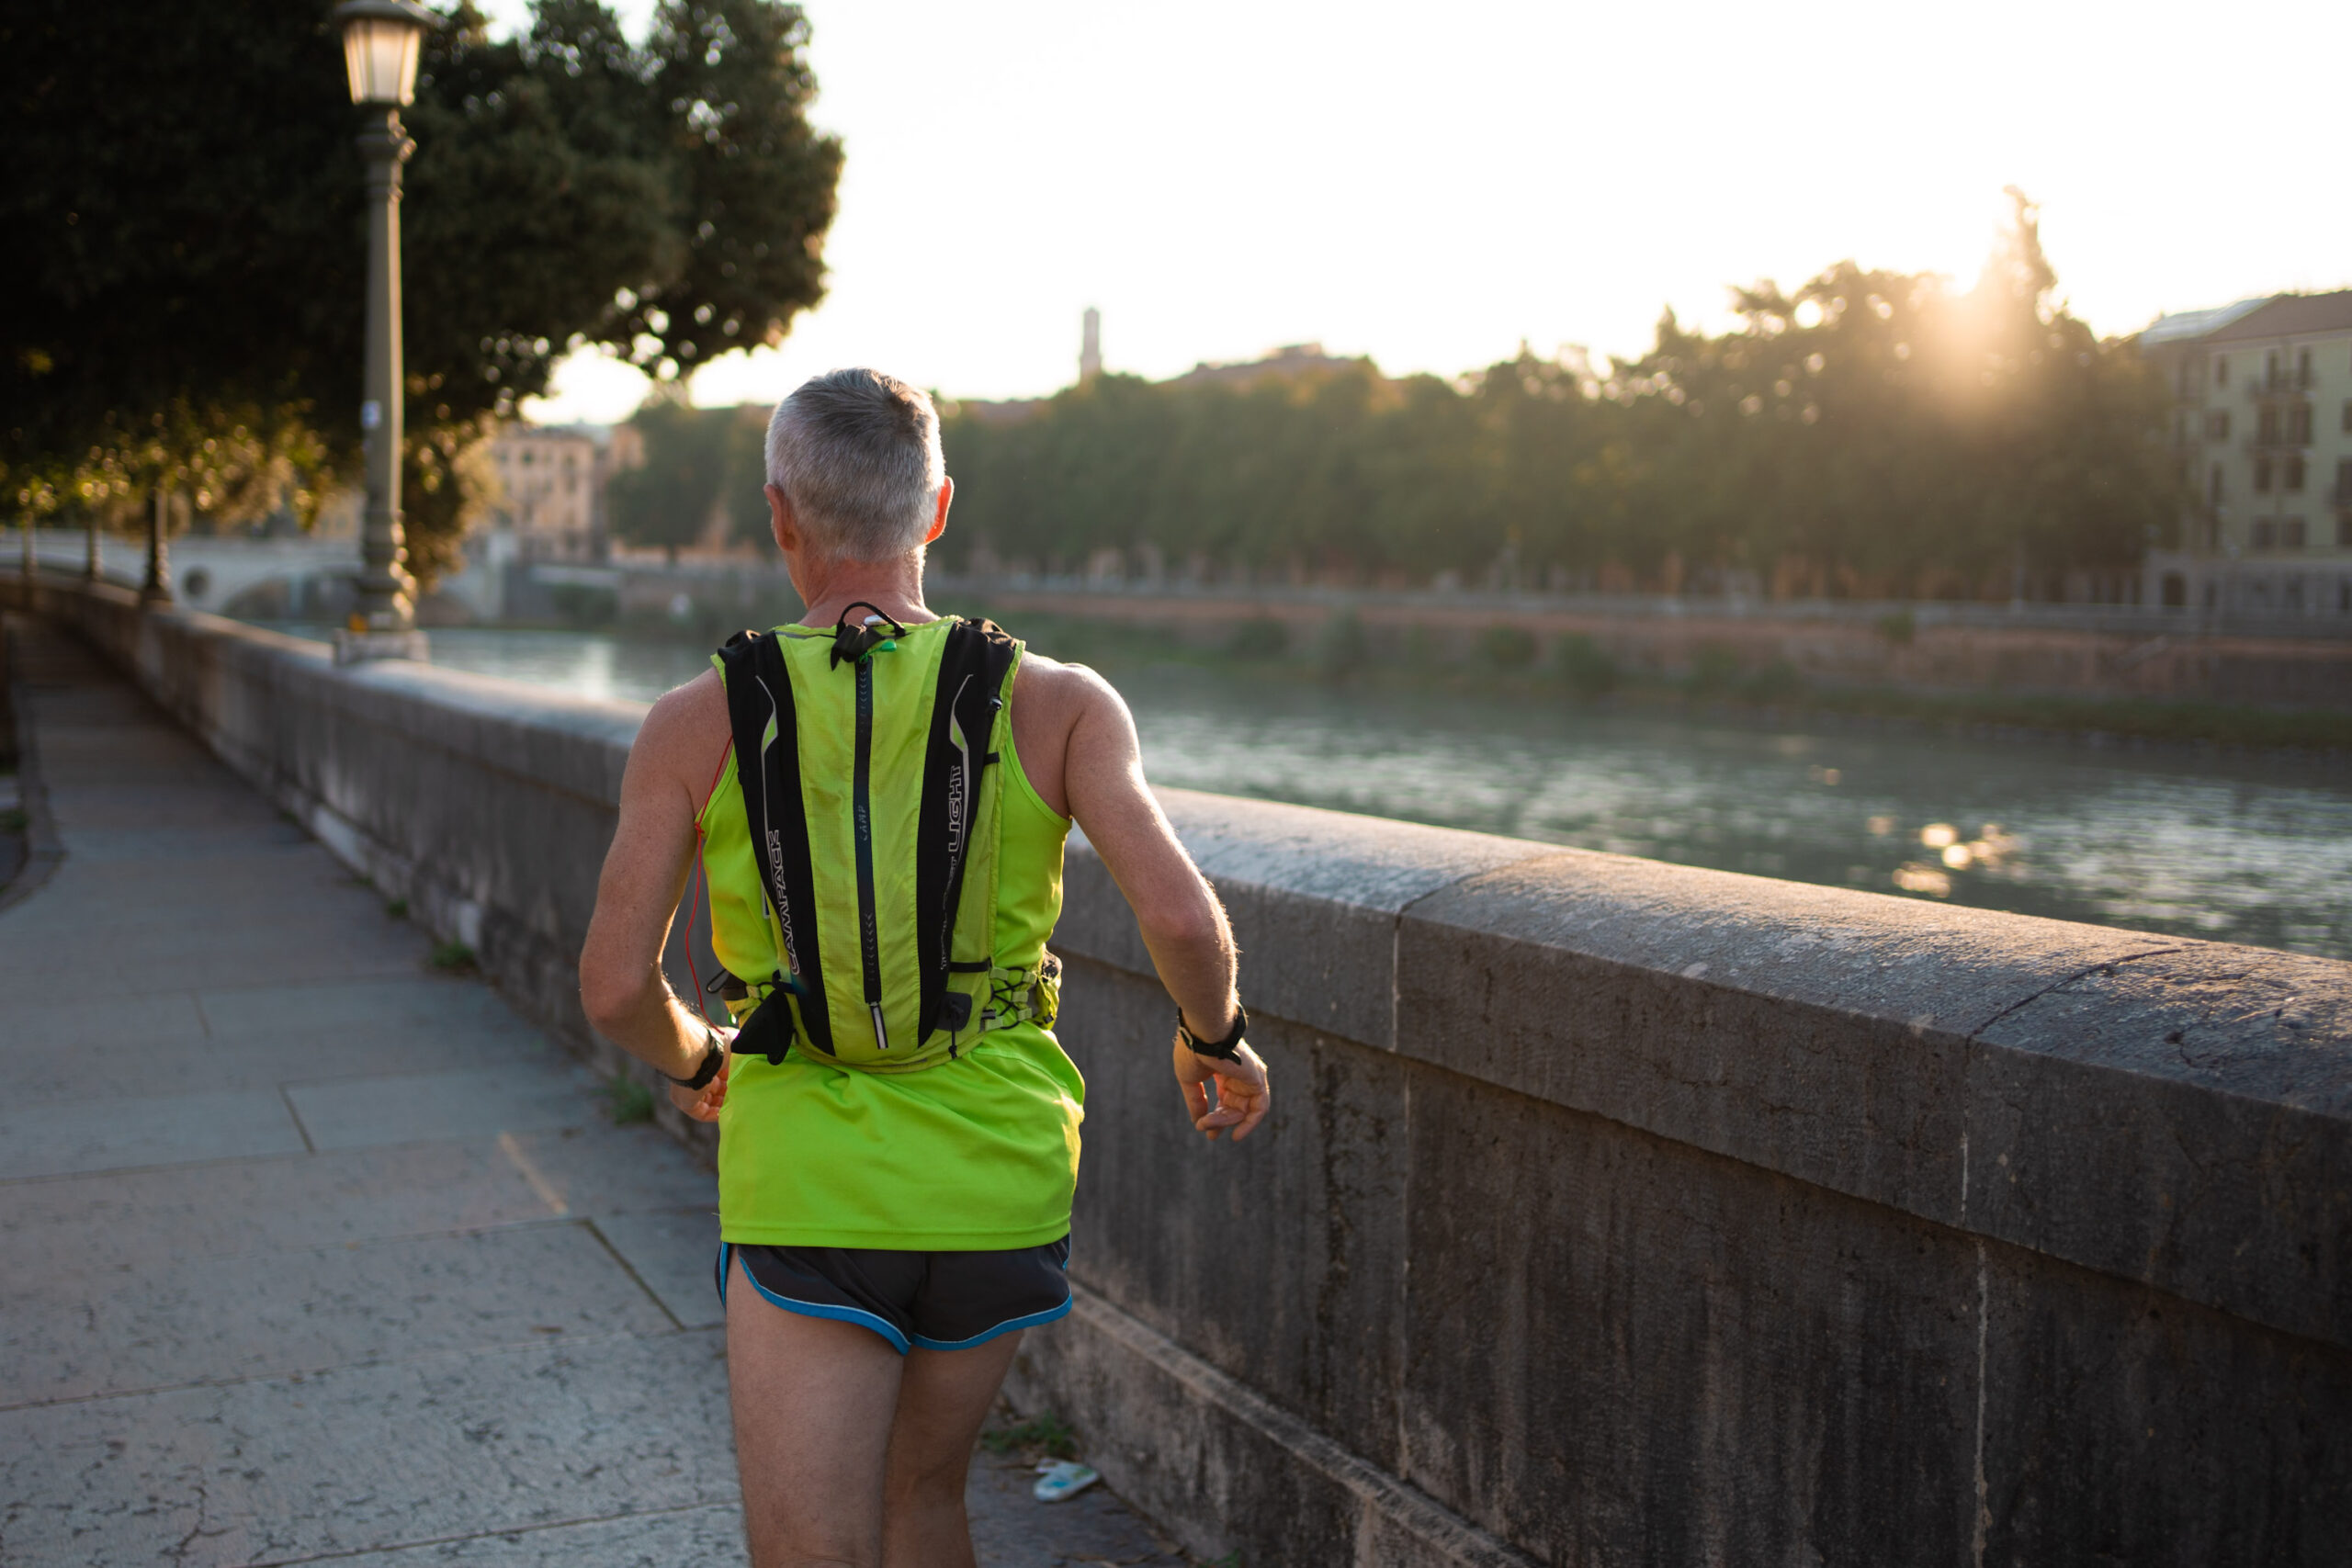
[1033,1459,1102,1504]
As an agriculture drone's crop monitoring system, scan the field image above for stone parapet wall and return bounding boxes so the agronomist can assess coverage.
[11,576,2349,1564]
[1035,795,2352,1563]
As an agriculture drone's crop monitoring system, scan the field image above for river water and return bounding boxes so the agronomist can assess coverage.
[403,626,2351,961]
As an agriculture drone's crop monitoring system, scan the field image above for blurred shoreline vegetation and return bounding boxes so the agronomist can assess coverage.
[1,0,841,587]
[936,191,2180,604]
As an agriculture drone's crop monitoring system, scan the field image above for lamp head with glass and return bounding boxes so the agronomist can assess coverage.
[334,0,437,107]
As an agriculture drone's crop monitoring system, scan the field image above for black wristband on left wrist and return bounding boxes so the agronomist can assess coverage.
[1175,1003,1249,1061]
[666,1032,725,1090]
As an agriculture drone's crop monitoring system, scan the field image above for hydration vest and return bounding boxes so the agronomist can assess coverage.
[712,605,1059,1074]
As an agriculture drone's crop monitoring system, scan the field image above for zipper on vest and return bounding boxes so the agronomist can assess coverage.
[853,653,888,1050]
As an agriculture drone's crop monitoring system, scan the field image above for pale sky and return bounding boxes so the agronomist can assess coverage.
[477,0,2352,424]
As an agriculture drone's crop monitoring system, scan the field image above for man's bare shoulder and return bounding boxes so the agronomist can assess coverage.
[1013,649,1125,724]
[1009,653,1133,818]
[631,668,730,801]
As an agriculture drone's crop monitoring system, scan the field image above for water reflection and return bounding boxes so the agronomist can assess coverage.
[1109,663,2351,961]
[406,628,2350,961]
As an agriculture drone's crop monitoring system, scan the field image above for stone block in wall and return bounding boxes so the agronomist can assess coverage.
[1396,1057,1979,1563]
[1060,790,1552,1050]
[1975,1234,2352,1563]
[1964,942,2352,1350]
[1058,954,1412,1476]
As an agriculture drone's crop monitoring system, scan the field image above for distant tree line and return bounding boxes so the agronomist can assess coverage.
[933,193,2178,601]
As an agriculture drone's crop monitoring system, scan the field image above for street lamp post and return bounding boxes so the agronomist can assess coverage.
[139,488,173,605]
[334,0,435,664]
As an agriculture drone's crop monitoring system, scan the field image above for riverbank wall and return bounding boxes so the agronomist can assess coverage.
[956,582,2352,709]
[9,570,2351,1565]
[594,562,2352,707]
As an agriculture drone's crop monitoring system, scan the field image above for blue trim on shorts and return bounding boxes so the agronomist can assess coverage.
[718,1243,913,1355]
[910,1293,1072,1352]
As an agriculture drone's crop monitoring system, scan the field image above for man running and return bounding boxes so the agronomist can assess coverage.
[578,367,1270,1568]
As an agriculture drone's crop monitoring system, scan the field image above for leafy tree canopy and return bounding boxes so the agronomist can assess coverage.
[0,0,840,585]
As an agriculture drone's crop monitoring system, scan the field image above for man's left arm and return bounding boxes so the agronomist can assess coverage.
[579,684,730,1122]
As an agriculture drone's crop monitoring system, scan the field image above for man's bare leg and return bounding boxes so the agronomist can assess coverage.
[880,1332,1026,1568]
[727,1269,905,1567]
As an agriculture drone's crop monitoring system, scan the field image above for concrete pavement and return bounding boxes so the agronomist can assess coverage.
[0,615,1184,1567]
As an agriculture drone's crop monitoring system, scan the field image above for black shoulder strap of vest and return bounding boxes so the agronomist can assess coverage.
[916,617,1020,1042]
[715,629,833,1056]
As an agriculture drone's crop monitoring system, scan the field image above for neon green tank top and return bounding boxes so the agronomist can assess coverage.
[697,617,1081,1249]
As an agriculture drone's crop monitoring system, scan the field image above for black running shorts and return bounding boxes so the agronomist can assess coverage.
[716,1237,1071,1354]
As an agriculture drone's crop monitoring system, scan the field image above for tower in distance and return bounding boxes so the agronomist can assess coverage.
[1080,306,1102,383]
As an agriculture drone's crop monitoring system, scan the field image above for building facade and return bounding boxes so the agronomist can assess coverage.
[2140,291,2352,618]
[484,423,643,562]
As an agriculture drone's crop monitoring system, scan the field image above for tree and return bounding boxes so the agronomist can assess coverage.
[0,0,841,585]
[606,394,769,561]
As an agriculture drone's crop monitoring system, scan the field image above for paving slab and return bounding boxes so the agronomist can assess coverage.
[591,1209,725,1330]
[286,1064,608,1151]
[4,1030,553,1105]
[197,975,548,1043]
[0,989,207,1051]
[0,1222,675,1407]
[0,1144,568,1265]
[0,1331,739,1568]
[0,1087,309,1180]
[470,1123,729,1220]
[28,825,318,863]
[308,1504,751,1567]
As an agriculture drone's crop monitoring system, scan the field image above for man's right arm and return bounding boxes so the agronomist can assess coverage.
[1057,667,1269,1143]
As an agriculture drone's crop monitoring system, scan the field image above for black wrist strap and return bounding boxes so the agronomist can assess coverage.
[666,1032,726,1090]
[1176,1003,1249,1061]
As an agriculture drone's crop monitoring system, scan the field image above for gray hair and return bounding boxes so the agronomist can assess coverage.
[763,368,944,562]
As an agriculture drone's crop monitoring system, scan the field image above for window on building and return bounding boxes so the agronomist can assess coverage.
[2285,455,2306,492]
[2258,405,2280,446]
[2289,403,2312,445]
[2298,348,2312,388]
[2342,400,2352,434]
[2338,457,2352,504]
[2255,457,2273,492]
[2216,355,2229,387]
[2211,463,2225,505]
[2267,350,2280,385]
[2252,520,2276,548]
[2207,410,2230,441]
[2283,519,2308,549]
[2341,515,2352,548]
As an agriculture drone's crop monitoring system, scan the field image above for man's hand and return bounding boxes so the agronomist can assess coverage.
[668,1041,731,1123]
[1172,1037,1270,1143]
